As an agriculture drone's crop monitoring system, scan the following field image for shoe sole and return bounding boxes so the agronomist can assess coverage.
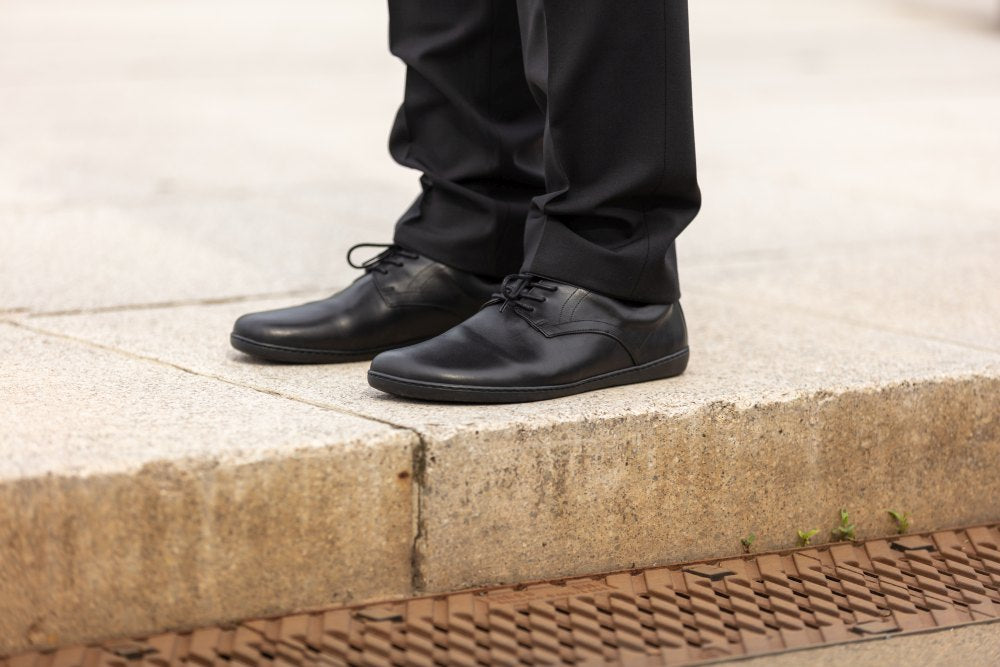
[367,347,689,403]
[230,333,422,364]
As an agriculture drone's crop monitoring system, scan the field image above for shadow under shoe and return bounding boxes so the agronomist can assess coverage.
[230,244,499,363]
[368,273,689,403]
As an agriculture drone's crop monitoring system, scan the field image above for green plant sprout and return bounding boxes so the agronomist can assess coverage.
[887,510,910,535]
[741,533,756,553]
[797,529,819,547]
[831,509,856,542]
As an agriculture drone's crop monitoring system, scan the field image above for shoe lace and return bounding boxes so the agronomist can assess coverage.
[346,243,419,275]
[491,273,557,313]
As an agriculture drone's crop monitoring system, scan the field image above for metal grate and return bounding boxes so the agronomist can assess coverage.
[5,525,1000,666]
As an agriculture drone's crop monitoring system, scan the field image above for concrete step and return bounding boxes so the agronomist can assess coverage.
[0,323,417,653]
[3,271,999,653]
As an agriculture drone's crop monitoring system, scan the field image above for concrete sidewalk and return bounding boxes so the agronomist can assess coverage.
[2,0,999,655]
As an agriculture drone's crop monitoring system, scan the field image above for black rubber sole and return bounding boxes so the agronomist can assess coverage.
[230,333,409,364]
[367,347,689,403]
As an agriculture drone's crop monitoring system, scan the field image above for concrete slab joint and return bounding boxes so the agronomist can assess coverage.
[409,433,430,594]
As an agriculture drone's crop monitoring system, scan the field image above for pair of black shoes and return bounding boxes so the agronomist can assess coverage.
[231,244,689,403]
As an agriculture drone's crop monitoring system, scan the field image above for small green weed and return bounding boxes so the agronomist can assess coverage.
[887,510,910,535]
[741,533,756,553]
[831,509,856,542]
[797,529,819,547]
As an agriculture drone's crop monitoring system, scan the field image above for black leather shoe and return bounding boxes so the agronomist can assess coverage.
[368,274,689,402]
[231,244,499,363]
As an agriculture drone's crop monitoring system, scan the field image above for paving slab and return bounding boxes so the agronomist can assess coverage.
[0,323,416,655]
[25,284,1000,594]
[687,234,1000,352]
[686,0,1000,263]
[0,193,403,315]
[4,0,1000,313]
[0,0,410,313]
[0,0,407,207]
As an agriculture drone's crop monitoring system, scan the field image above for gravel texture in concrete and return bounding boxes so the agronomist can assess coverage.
[0,324,416,653]
[26,288,1000,592]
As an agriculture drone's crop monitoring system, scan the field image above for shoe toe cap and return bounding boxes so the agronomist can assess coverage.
[370,339,472,384]
[231,311,276,342]
[369,345,424,378]
[370,333,508,386]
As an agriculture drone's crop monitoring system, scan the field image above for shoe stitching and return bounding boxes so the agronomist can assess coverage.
[376,260,478,317]
[389,258,438,299]
[544,326,637,365]
[568,291,590,321]
[558,288,582,324]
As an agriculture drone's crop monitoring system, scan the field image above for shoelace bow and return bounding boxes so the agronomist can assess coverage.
[491,273,557,313]
[346,243,419,274]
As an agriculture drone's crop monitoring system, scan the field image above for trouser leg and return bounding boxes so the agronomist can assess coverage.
[387,0,545,278]
[515,0,701,303]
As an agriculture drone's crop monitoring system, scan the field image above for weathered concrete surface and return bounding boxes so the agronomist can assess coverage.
[26,289,1000,592]
[25,287,1000,432]
[0,0,407,313]
[0,323,416,654]
[687,236,1000,352]
[4,0,1000,312]
[413,377,1000,591]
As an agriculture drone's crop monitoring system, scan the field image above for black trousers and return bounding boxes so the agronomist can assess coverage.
[388,0,700,304]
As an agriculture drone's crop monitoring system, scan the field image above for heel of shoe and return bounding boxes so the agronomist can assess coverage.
[634,347,689,383]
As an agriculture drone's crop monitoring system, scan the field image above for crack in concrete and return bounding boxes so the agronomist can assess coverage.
[21,288,334,319]
[3,318,413,426]
[409,433,429,593]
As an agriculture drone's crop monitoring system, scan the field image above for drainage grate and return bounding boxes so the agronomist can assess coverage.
[5,525,1000,666]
